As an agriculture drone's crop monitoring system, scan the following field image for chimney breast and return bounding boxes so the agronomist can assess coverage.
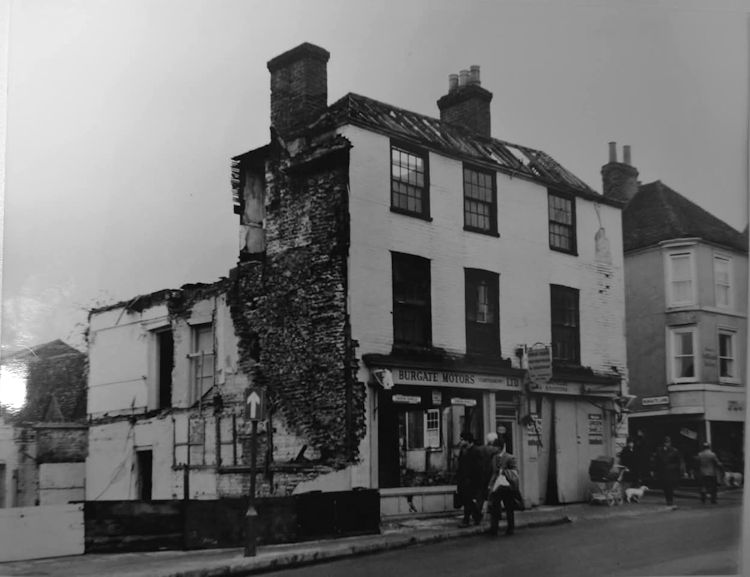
[437,66,493,137]
[267,42,330,139]
[601,142,639,204]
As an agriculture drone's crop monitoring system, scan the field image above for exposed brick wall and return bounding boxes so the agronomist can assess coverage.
[229,134,367,477]
[437,85,493,137]
[36,425,88,463]
[17,351,86,422]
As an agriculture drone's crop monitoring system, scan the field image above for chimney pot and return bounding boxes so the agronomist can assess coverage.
[608,142,617,163]
[449,73,459,93]
[623,145,631,165]
[459,69,469,87]
[469,65,481,85]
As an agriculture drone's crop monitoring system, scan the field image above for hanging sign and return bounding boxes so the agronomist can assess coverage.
[432,390,442,405]
[450,398,477,407]
[527,345,552,384]
[642,396,669,406]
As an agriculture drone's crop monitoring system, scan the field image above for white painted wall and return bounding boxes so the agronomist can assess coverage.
[0,504,84,561]
[38,463,85,505]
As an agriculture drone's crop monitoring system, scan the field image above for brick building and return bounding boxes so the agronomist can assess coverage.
[603,147,747,475]
[85,43,631,510]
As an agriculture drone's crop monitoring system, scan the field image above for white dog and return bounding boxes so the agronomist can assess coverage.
[625,485,649,503]
[724,472,744,487]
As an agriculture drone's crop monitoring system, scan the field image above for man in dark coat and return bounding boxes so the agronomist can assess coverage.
[654,436,684,506]
[456,432,483,526]
[618,438,638,486]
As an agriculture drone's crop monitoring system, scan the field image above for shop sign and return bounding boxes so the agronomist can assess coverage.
[431,390,442,405]
[390,367,521,391]
[588,414,603,445]
[528,381,574,394]
[642,396,669,407]
[392,394,421,405]
[450,397,477,407]
[728,400,744,413]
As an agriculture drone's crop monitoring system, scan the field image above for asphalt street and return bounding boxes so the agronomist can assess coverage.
[262,493,743,577]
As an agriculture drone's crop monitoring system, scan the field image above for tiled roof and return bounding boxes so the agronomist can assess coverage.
[318,93,612,203]
[623,181,747,253]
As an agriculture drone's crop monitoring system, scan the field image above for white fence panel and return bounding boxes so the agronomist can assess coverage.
[0,503,84,562]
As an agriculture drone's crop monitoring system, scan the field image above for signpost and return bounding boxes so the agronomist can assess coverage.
[244,387,265,557]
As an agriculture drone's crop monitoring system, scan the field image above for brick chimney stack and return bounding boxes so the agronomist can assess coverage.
[437,65,493,137]
[267,43,330,140]
[601,142,639,203]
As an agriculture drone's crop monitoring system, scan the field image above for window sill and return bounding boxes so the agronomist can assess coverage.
[549,246,578,256]
[464,226,500,238]
[390,206,432,222]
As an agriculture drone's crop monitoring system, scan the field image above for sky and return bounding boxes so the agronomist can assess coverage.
[1,0,749,357]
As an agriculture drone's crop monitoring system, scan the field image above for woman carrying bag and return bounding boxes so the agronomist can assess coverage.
[486,438,522,536]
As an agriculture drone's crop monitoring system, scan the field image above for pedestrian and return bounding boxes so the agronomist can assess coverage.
[456,432,483,527]
[475,432,499,513]
[695,442,723,504]
[654,436,684,506]
[486,436,519,536]
[618,437,638,486]
[633,429,650,484]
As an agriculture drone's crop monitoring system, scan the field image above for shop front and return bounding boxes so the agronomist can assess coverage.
[364,356,524,515]
[629,386,745,478]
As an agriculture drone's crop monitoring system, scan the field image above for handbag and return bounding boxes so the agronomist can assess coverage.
[512,489,526,511]
[491,472,511,493]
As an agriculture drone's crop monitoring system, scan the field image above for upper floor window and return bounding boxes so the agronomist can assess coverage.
[550,285,580,365]
[669,326,696,382]
[666,251,695,306]
[189,323,214,404]
[155,329,174,409]
[463,165,497,235]
[391,143,429,219]
[548,191,577,254]
[713,254,733,308]
[465,268,500,355]
[718,330,736,381]
[392,252,431,348]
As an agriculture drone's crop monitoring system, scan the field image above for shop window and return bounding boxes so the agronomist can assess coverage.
[548,191,576,254]
[718,330,736,381]
[465,269,500,355]
[550,285,580,365]
[391,143,430,219]
[189,323,215,404]
[669,326,697,382]
[392,252,431,348]
[713,254,732,308]
[666,251,695,307]
[463,165,497,235]
[406,409,441,449]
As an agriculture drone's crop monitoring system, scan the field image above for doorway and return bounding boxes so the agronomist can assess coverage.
[136,450,153,501]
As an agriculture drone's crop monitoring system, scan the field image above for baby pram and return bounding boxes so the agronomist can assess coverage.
[588,457,626,506]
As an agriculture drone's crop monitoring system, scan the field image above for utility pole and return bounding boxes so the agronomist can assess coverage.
[244,387,264,557]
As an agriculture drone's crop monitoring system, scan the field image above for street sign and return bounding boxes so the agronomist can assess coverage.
[245,387,265,421]
[527,345,552,384]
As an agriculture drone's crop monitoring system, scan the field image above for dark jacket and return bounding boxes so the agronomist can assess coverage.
[618,446,637,481]
[695,449,722,479]
[655,445,683,483]
[487,450,519,493]
[457,443,483,496]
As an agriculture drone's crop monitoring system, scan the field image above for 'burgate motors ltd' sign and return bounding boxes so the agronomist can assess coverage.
[391,368,521,391]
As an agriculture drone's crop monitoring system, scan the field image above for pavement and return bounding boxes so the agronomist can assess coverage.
[0,487,742,577]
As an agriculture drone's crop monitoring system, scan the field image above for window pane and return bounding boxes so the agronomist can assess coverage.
[393,253,431,347]
[548,193,575,253]
[463,167,495,232]
[392,146,426,216]
[550,285,580,363]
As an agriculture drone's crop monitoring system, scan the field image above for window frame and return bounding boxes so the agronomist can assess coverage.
[713,253,733,309]
[550,284,580,365]
[718,329,738,383]
[548,190,577,255]
[391,252,432,349]
[390,140,431,220]
[465,268,500,356]
[668,325,698,383]
[665,250,696,307]
[463,164,498,236]
[188,323,215,404]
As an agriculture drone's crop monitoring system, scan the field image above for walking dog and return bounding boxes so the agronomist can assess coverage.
[625,485,649,503]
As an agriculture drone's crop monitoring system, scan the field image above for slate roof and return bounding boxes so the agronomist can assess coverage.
[623,181,748,253]
[316,92,613,204]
